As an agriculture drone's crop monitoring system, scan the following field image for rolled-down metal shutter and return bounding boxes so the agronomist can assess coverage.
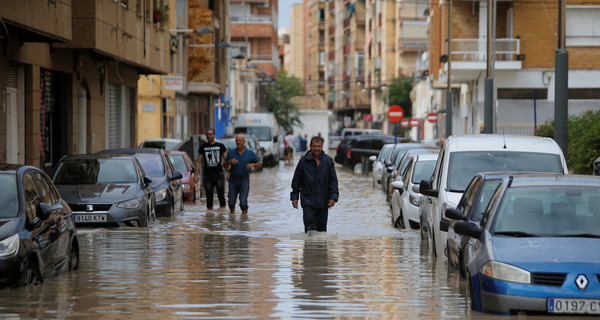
[106,83,119,149]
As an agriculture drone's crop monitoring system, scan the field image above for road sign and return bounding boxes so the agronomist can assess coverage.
[401,119,409,128]
[387,105,404,122]
[410,118,420,127]
[426,112,438,123]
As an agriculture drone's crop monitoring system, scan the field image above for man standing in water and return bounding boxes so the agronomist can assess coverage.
[290,136,339,233]
[224,134,261,214]
[195,128,227,209]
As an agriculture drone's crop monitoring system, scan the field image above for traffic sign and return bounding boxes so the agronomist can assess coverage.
[426,112,438,123]
[410,118,420,127]
[400,119,409,128]
[387,105,404,122]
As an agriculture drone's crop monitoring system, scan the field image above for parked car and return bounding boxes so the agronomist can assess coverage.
[419,134,569,258]
[369,143,395,187]
[385,146,439,202]
[139,138,182,150]
[52,153,156,227]
[0,164,79,288]
[166,151,201,202]
[334,135,359,165]
[452,173,600,315]
[390,152,438,229]
[342,134,396,171]
[341,128,382,137]
[382,143,431,195]
[329,135,342,150]
[219,134,265,171]
[97,148,184,218]
[445,172,506,278]
[175,134,208,163]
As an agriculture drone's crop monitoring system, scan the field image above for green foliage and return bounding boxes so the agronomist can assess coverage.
[535,110,600,174]
[265,70,303,131]
[387,77,413,117]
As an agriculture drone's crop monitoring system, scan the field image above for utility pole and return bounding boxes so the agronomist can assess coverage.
[554,0,568,158]
[483,0,494,133]
[445,0,453,137]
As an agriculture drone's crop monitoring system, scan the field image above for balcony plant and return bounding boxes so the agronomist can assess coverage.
[153,3,169,28]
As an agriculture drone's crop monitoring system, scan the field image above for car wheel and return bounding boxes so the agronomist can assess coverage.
[149,199,157,224]
[192,186,197,202]
[23,261,42,286]
[393,216,403,229]
[69,241,80,271]
[459,251,467,279]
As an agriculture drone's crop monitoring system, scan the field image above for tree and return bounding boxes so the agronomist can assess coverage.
[387,77,413,117]
[265,70,303,131]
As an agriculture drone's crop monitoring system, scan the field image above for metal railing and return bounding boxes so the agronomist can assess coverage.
[450,37,520,61]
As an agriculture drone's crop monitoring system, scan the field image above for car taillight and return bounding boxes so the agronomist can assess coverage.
[347,148,351,158]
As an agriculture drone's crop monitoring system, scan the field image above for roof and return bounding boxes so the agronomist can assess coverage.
[97,148,164,155]
[290,96,327,110]
[446,134,563,153]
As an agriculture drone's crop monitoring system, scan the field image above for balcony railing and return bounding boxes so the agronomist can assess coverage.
[450,37,520,62]
[231,16,272,24]
[399,37,428,49]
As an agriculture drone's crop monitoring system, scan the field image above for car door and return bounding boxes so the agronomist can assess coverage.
[447,175,482,267]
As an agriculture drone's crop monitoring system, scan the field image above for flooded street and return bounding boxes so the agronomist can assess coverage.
[1,159,494,319]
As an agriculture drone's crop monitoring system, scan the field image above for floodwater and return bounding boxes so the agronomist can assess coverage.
[1,157,511,319]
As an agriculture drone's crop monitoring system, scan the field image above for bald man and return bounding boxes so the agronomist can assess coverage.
[224,134,261,214]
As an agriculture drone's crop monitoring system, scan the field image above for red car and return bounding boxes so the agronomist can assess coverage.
[166,150,201,202]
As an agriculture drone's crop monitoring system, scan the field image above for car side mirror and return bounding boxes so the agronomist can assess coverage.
[386,167,393,173]
[369,155,377,162]
[419,180,439,198]
[170,172,183,181]
[411,183,421,193]
[445,207,467,221]
[391,180,405,190]
[454,221,483,240]
[37,202,53,220]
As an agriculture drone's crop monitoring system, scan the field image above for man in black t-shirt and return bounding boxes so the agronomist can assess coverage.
[195,129,227,209]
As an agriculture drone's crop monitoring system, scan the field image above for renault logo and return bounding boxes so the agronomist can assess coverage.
[575,274,588,290]
[86,205,94,212]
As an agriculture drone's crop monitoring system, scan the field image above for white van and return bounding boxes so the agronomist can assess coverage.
[234,113,280,166]
[419,134,569,258]
[341,128,382,138]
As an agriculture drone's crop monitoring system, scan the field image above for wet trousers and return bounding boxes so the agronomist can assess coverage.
[228,175,250,210]
[203,172,226,208]
[302,207,329,233]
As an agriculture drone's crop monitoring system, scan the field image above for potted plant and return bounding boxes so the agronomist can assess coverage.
[153,3,169,25]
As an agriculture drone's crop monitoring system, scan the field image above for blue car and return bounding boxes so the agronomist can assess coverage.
[454,173,600,315]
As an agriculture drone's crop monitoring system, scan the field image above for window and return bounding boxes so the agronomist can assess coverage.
[568,88,600,99]
[23,172,41,221]
[566,6,600,46]
[497,88,548,100]
[355,52,365,77]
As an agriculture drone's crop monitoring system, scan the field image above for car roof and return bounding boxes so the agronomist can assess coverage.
[501,172,600,187]
[412,152,439,161]
[97,148,164,155]
[59,153,136,161]
[446,134,563,153]
[141,138,181,142]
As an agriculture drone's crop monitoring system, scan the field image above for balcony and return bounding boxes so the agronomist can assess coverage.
[329,1,334,10]
[440,37,523,82]
[344,18,351,29]
[329,51,335,60]
[329,26,335,36]
[398,37,428,50]
[231,15,273,24]
[343,44,350,54]
[1,1,71,42]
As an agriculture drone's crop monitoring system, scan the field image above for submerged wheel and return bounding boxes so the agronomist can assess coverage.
[69,241,80,271]
[23,261,42,287]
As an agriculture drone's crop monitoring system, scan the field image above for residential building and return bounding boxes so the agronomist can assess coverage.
[286,4,305,80]
[229,0,279,115]
[0,0,169,172]
[304,0,325,98]
[427,0,600,138]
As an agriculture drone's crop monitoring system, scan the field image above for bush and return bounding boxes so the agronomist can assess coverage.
[535,110,600,174]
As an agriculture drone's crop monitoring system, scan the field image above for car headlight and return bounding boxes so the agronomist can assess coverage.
[0,234,19,259]
[480,261,530,284]
[155,189,167,201]
[182,184,191,189]
[117,199,141,209]
[409,194,421,207]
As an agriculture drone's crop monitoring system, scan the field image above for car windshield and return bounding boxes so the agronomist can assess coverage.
[234,126,271,141]
[0,174,19,218]
[220,139,237,150]
[167,154,188,173]
[492,185,600,237]
[447,151,562,192]
[412,160,436,184]
[134,153,165,177]
[53,159,138,184]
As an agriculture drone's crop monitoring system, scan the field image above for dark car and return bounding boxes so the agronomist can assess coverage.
[52,154,156,227]
[0,164,79,288]
[97,148,183,218]
[334,135,359,165]
[342,134,399,171]
[445,172,506,278]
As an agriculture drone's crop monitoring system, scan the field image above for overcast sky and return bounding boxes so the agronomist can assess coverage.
[278,0,303,30]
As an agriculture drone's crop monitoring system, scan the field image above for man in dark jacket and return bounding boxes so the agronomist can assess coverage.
[290,136,339,233]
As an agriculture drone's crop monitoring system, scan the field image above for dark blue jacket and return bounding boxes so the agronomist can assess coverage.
[290,151,339,208]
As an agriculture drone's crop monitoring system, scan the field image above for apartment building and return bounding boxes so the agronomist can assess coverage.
[324,0,368,132]
[286,4,305,81]
[229,0,279,114]
[0,0,169,172]
[426,0,600,138]
[304,0,326,98]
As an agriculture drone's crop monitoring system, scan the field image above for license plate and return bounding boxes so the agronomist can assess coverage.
[75,214,107,223]
[548,298,600,314]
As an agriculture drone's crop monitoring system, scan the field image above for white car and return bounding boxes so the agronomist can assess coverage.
[419,134,569,258]
[369,143,395,187]
[390,152,438,229]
